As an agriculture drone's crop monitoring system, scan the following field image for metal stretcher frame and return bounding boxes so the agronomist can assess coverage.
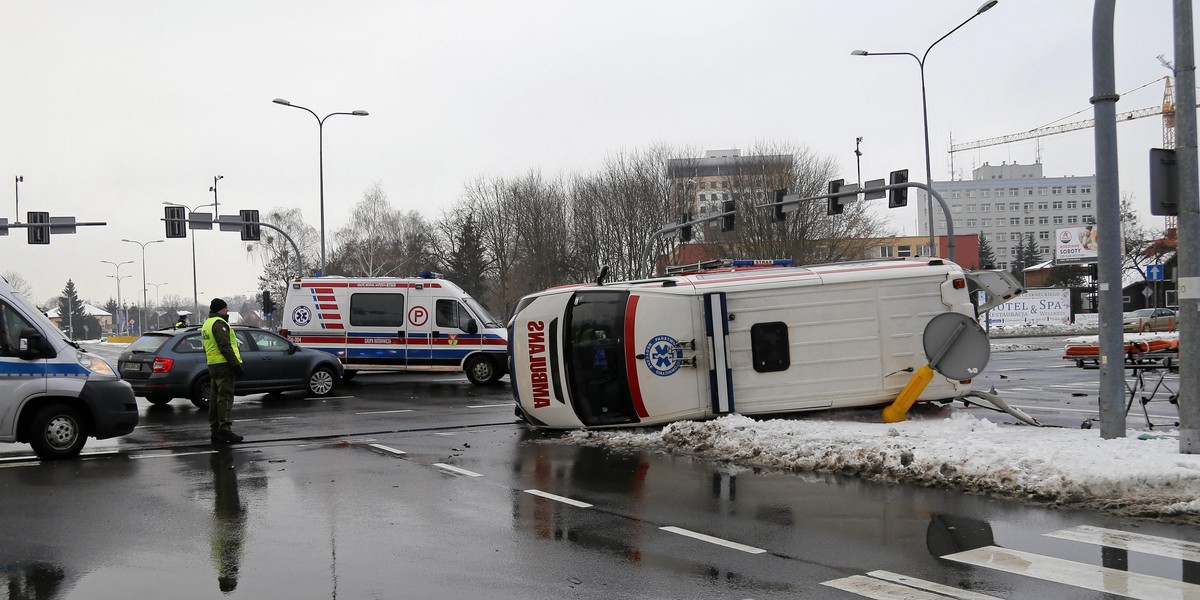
[1074,351,1179,430]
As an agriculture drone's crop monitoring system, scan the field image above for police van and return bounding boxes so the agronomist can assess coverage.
[0,276,139,458]
[281,273,509,384]
[509,257,1024,429]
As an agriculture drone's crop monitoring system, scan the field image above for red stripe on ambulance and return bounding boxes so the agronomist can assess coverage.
[624,296,649,418]
[526,321,550,408]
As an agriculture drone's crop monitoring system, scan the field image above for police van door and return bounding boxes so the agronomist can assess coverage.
[0,299,49,436]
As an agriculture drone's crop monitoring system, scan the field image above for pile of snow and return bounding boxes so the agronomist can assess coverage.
[986,323,1097,338]
[564,408,1200,523]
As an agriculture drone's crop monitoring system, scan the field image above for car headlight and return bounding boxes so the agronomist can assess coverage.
[77,352,117,377]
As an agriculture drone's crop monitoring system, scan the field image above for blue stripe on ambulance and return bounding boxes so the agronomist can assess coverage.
[704,292,734,414]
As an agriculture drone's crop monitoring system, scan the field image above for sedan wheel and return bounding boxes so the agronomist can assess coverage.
[307,366,337,397]
[191,375,212,410]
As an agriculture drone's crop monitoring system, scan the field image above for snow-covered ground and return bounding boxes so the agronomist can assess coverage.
[562,331,1198,524]
[563,407,1200,524]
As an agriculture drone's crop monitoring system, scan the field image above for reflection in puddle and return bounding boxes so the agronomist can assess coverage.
[0,561,65,600]
[211,447,247,593]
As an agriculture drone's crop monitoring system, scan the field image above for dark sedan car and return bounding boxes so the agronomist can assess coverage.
[118,325,343,408]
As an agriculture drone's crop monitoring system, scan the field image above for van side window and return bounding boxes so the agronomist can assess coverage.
[0,302,37,357]
[750,322,791,373]
[436,300,472,330]
[350,293,406,327]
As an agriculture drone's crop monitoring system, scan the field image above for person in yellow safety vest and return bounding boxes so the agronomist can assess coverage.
[202,298,244,444]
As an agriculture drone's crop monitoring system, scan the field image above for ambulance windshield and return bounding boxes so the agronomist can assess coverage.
[564,291,639,426]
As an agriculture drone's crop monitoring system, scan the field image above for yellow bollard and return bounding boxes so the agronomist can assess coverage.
[882,364,935,423]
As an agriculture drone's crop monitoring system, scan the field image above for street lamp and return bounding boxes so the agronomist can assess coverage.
[851,0,999,256]
[272,97,369,275]
[148,282,168,329]
[164,200,216,319]
[101,260,133,334]
[209,175,223,215]
[122,238,164,334]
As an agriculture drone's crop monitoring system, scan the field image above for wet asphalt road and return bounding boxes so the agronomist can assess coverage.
[0,340,1196,599]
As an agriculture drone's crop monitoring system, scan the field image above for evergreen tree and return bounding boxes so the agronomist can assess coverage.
[977,233,996,269]
[442,212,490,300]
[57,280,100,340]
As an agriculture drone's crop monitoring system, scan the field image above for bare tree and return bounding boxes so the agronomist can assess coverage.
[1,271,34,299]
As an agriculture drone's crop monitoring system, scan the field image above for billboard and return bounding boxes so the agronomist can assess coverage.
[980,288,1071,327]
[1055,226,1098,264]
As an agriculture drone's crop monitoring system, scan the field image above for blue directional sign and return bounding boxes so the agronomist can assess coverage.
[1146,264,1164,281]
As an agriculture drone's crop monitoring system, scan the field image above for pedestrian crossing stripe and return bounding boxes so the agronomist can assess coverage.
[1046,525,1200,563]
[822,571,1000,599]
[944,545,1200,600]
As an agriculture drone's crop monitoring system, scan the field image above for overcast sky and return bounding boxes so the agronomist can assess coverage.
[0,1,1185,309]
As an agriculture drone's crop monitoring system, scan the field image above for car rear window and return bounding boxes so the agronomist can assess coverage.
[173,334,205,353]
[126,335,171,353]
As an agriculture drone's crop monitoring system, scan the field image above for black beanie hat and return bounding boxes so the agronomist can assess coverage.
[210,298,228,312]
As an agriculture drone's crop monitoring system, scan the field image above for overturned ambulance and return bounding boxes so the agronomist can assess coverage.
[509,258,1024,428]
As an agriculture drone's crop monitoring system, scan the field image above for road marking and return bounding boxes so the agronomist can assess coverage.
[467,404,510,409]
[355,409,414,415]
[317,396,356,400]
[823,572,1000,599]
[368,443,407,456]
[524,489,593,508]
[659,526,765,554]
[131,450,216,459]
[433,463,482,477]
[945,545,1200,599]
[1046,525,1200,562]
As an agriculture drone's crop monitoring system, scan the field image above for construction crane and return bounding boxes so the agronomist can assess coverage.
[950,66,1183,230]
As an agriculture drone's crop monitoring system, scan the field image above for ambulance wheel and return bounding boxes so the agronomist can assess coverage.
[465,355,501,385]
[307,366,337,397]
[191,375,212,410]
[28,403,86,459]
[146,394,173,406]
[342,370,357,383]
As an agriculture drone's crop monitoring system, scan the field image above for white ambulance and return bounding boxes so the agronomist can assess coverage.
[1,276,139,458]
[281,273,509,384]
[509,258,1023,428]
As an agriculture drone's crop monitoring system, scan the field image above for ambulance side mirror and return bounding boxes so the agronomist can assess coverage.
[18,328,48,360]
[465,319,479,335]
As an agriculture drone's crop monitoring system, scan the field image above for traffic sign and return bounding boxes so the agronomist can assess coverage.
[863,179,886,200]
[1146,264,1164,281]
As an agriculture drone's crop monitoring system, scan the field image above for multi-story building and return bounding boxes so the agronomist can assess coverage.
[917,162,1097,270]
[666,149,793,219]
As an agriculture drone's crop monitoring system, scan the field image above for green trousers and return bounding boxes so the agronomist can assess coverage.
[207,362,237,433]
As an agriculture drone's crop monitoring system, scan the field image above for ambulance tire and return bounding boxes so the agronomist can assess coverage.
[307,366,337,397]
[28,403,87,460]
[146,394,173,406]
[191,375,212,410]
[465,355,501,385]
[342,370,357,383]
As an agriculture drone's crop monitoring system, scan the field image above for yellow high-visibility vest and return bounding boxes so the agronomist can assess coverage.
[202,317,241,365]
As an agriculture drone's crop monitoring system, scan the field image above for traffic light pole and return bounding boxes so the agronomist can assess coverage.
[640,207,737,278]
[163,215,306,279]
[762,180,957,262]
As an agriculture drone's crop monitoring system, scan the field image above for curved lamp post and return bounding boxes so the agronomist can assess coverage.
[122,238,164,334]
[851,0,999,256]
[272,98,369,275]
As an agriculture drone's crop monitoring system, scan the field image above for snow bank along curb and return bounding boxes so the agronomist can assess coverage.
[564,413,1200,520]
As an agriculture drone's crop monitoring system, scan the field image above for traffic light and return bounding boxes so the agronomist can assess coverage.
[1149,148,1179,216]
[164,206,187,238]
[772,189,787,222]
[679,213,693,242]
[26,211,49,245]
[826,179,845,216]
[888,169,909,208]
[720,199,736,232]
[239,209,261,241]
[262,291,274,316]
